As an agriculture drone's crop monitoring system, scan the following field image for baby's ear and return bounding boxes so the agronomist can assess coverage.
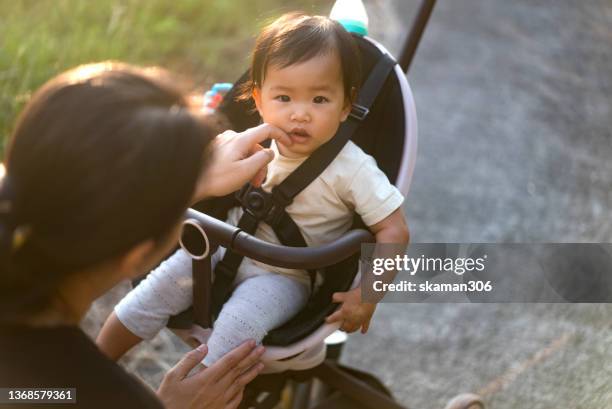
[340,87,357,122]
[252,87,263,113]
[339,99,351,122]
[350,86,358,103]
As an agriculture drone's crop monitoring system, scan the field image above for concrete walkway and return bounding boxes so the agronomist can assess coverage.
[340,1,612,408]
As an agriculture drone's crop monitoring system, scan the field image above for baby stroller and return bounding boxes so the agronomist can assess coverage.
[154,1,484,408]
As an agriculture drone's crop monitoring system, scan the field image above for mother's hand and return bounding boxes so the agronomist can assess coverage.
[157,340,265,409]
[193,123,291,202]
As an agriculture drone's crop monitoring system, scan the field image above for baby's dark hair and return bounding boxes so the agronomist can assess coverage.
[239,12,361,103]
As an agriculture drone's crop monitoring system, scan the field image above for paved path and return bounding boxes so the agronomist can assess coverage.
[340,1,612,408]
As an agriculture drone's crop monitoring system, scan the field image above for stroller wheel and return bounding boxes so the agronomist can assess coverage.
[443,393,485,409]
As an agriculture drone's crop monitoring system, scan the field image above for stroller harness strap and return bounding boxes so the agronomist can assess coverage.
[202,53,397,325]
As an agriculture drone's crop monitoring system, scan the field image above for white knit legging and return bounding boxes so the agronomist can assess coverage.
[115,249,310,365]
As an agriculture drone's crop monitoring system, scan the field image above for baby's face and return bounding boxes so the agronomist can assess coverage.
[253,51,351,158]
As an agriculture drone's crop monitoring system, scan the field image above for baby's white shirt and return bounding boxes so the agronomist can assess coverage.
[226,139,405,285]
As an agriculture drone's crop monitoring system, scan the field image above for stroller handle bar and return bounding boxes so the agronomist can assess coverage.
[181,208,375,269]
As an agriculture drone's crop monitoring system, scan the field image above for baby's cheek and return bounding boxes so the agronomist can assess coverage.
[259,106,282,123]
[266,121,282,131]
[326,121,340,139]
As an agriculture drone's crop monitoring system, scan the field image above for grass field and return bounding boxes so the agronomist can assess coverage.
[0,0,328,151]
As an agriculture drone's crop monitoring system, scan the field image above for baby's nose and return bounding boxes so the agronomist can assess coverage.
[290,108,310,122]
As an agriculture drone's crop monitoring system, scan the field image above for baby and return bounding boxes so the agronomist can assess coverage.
[97,13,409,366]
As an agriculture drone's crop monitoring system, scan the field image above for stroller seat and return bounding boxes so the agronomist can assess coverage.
[172,33,417,371]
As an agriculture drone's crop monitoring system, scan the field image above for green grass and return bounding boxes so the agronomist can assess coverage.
[0,0,328,151]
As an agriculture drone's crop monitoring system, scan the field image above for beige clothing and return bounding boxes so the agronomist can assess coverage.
[225,140,404,286]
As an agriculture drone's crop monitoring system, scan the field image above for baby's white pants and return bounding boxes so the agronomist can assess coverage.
[114,249,310,365]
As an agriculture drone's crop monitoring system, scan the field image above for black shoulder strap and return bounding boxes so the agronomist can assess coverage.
[206,54,397,321]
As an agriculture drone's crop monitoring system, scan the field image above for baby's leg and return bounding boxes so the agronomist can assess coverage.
[113,248,195,340]
[99,247,225,359]
[202,274,309,366]
[99,248,193,358]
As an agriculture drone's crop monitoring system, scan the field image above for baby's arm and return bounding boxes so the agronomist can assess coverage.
[326,208,409,333]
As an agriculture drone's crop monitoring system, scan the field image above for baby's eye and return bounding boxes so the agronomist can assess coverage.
[274,95,290,102]
[313,96,329,104]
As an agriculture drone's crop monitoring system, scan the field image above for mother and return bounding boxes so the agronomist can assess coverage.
[0,62,292,409]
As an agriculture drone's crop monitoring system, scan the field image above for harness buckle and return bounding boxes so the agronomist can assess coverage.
[349,104,369,121]
[235,184,289,228]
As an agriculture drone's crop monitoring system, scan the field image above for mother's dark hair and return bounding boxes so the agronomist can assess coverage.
[0,62,213,321]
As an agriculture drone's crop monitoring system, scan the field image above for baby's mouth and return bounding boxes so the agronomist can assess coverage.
[288,128,311,143]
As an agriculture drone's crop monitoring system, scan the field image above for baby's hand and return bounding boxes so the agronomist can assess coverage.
[325,287,376,334]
